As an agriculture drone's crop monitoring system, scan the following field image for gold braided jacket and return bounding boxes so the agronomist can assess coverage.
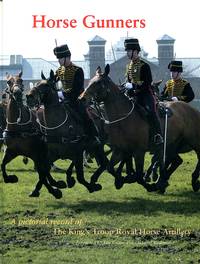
[56,63,79,92]
[126,59,144,85]
[164,79,189,100]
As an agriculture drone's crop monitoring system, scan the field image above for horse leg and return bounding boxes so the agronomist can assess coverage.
[34,158,67,191]
[83,151,90,168]
[74,156,101,193]
[134,152,157,192]
[116,160,126,176]
[30,160,66,197]
[107,149,124,189]
[66,161,76,188]
[29,180,43,197]
[1,148,18,183]
[153,146,170,194]
[34,159,62,199]
[89,145,108,188]
[123,155,137,184]
[144,154,158,182]
[192,151,200,192]
[165,154,183,180]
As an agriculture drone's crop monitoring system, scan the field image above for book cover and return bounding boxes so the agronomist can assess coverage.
[0,0,200,263]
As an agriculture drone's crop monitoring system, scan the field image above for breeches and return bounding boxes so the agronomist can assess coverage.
[137,92,157,113]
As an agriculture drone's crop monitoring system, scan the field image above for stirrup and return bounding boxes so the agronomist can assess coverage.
[154,134,163,145]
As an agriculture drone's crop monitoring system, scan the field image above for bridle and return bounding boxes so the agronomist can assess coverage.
[30,80,69,130]
[6,78,33,126]
[86,75,135,125]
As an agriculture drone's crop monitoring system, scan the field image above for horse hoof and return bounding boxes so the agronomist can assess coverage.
[67,177,76,188]
[146,183,158,192]
[89,184,102,193]
[115,178,124,189]
[29,190,40,197]
[124,175,137,184]
[156,181,169,194]
[52,189,62,199]
[55,180,67,189]
[157,189,166,195]
[192,181,200,192]
[4,175,18,183]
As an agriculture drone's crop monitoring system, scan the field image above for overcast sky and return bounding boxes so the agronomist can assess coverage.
[0,0,199,61]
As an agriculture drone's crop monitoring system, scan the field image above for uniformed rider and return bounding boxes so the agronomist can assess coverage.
[124,38,163,145]
[53,44,100,146]
[161,60,195,103]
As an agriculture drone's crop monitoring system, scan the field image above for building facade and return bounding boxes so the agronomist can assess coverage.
[1,34,200,109]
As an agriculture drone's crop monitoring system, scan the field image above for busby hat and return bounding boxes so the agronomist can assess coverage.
[168,61,183,72]
[53,44,71,59]
[124,38,141,52]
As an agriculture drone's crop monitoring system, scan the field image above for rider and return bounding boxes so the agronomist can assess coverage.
[53,43,100,146]
[161,61,195,103]
[124,38,163,145]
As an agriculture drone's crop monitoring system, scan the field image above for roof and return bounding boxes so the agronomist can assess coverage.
[180,58,200,78]
[88,35,106,42]
[157,34,175,41]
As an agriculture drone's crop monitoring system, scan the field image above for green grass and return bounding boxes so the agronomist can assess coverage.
[0,152,200,264]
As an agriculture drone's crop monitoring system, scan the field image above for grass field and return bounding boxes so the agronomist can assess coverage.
[0,151,200,264]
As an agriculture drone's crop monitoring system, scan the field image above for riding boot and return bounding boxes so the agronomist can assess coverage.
[148,113,163,145]
[84,118,101,147]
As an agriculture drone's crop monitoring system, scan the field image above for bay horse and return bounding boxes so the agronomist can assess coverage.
[1,72,65,199]
[26,70,108,193]
[82,64,200,193]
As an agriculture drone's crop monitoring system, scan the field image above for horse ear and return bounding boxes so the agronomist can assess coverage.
[96,66,102,75]
[41,71,46,80]
[50,69,55,81]
[18,71,23,78]
[104,64,110,76]
[5,72,11,81]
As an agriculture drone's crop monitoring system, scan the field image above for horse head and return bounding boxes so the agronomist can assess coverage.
[83,64,113,103]
[6,71,24,103]
[26,70,58,108]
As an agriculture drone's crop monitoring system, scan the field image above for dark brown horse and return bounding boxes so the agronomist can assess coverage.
[0,102,7,150]
[26,70,108,193]
[82,65,200,193]
[1,72,65,198]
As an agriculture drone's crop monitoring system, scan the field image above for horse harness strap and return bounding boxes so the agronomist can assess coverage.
[42,134,84,144]
[36,110,69,130]
[2,129,40,139]
[103,100,135,125]
[6,107,33,126]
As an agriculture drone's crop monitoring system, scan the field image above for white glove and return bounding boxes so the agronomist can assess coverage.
[124,83,133,90]
[172,96,178,101]
[57,91,65,102]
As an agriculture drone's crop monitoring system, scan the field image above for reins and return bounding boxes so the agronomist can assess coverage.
[35,110,68,130]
